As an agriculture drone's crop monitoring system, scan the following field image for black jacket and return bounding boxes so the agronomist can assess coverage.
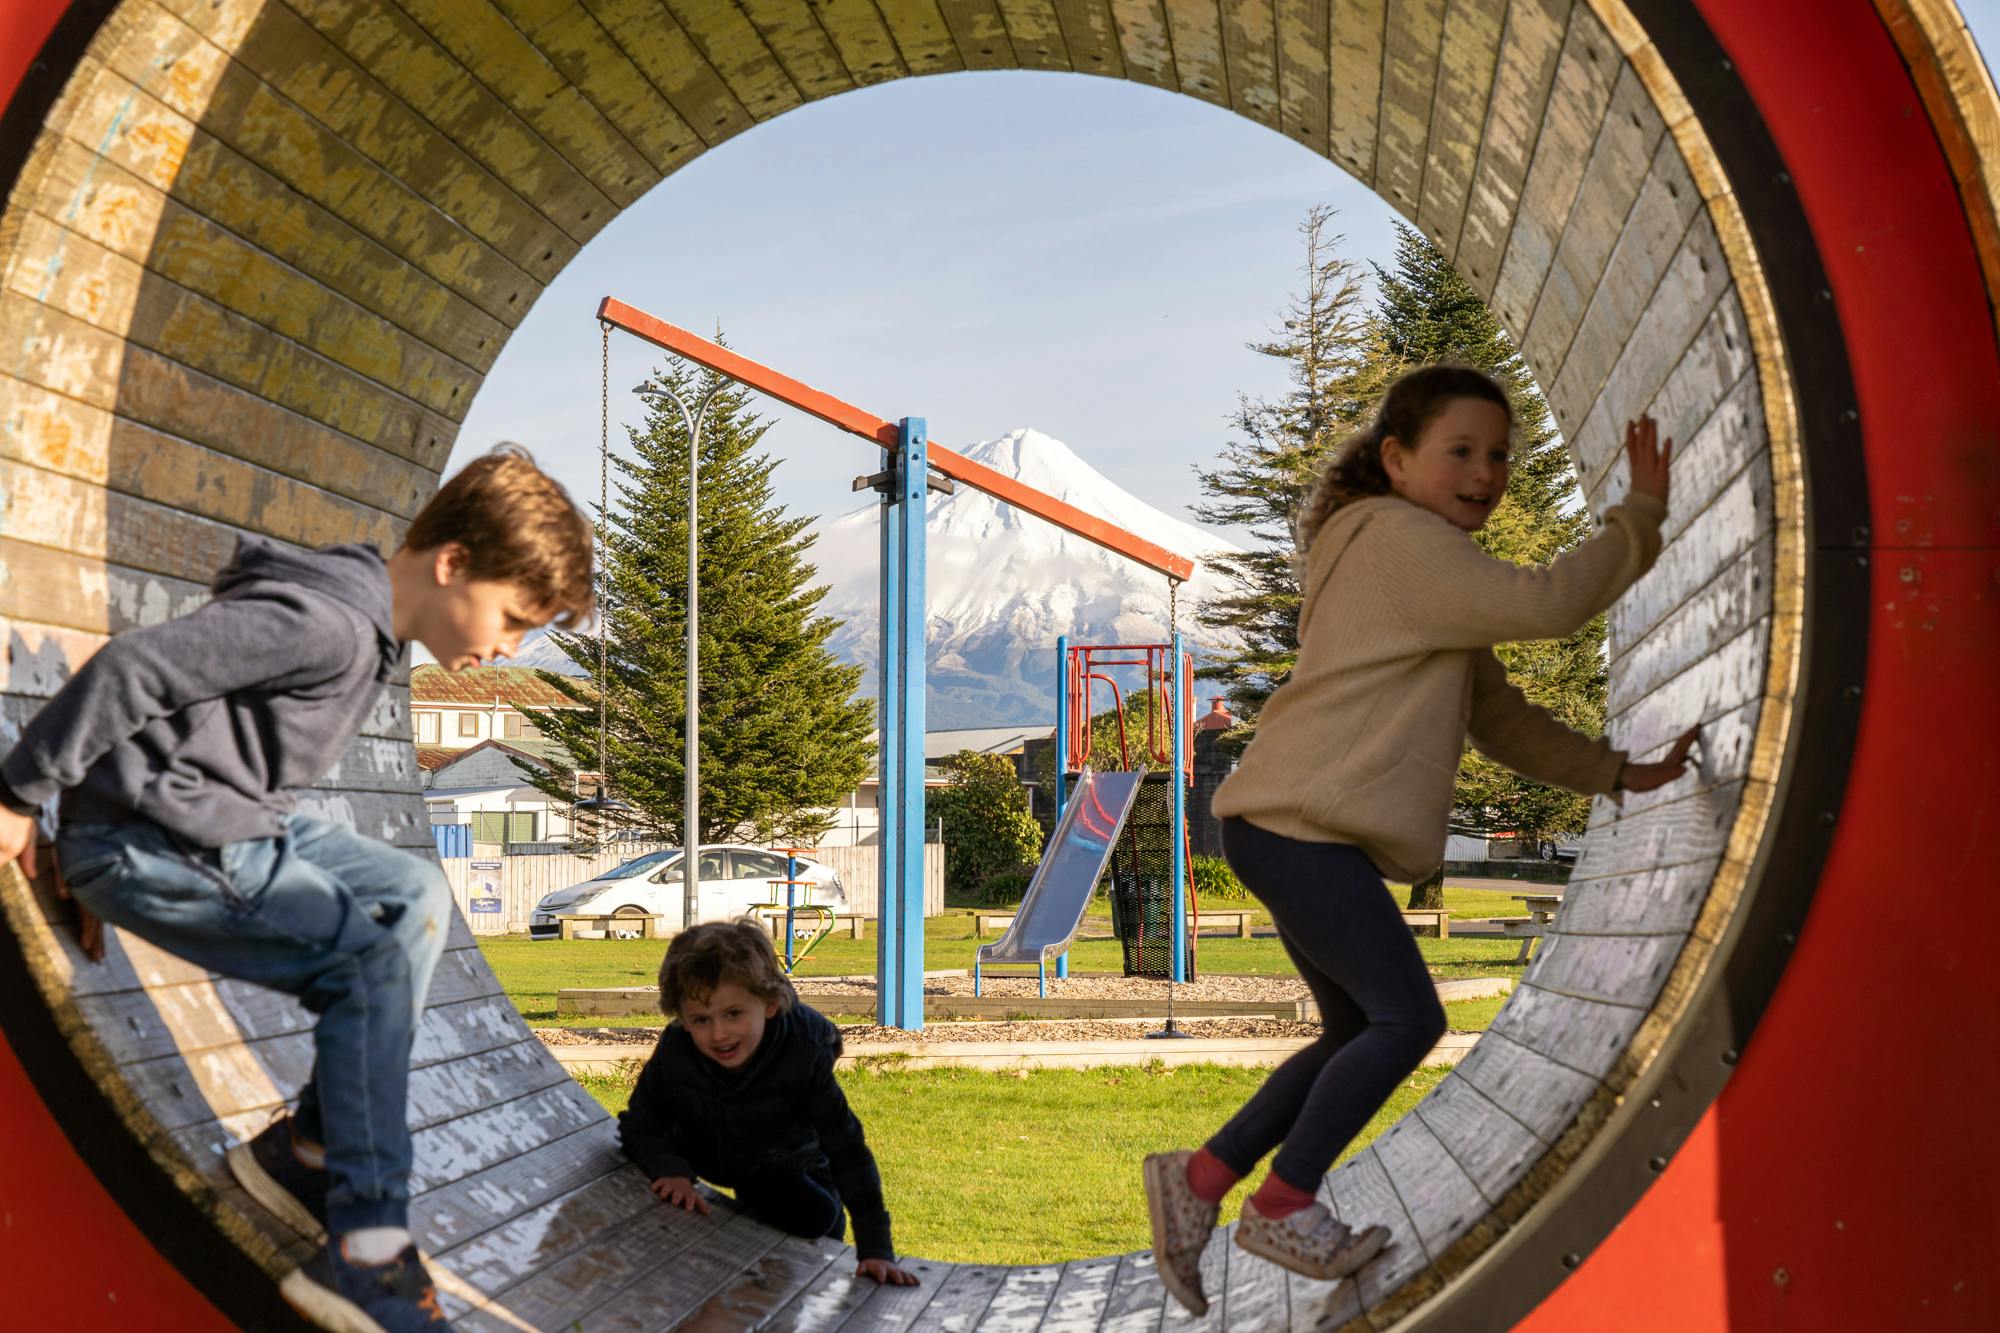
[617,1004,895,1260]
[0,538,399,847]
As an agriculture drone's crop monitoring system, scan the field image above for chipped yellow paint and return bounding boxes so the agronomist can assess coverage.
[1328,0,1386,178]
[813,0,913,86]
[1107,0,1177,89]
[1416,0,1506,253]
[992,0,1073,72]
[868,0,967,77]
[1273,0,1332,150]
[1220,0,1282,127]
[1162,0,1231,106]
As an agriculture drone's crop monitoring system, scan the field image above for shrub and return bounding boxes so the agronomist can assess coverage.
[970,867,1033,907]
[927,751,1044,899]
[1189,854,1253,902]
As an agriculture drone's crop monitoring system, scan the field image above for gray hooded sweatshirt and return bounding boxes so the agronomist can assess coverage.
[0,538,401,849]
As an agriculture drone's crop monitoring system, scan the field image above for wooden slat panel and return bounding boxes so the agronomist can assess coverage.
[1581,297,1754,510]
[0,535,210,635]
[825,1253,953,1328]
[1609,627,1766,766]
[1162,0,1231,106]
[755,1241,880,1331]
[1412,1072,1544,1205]
[1610,536,1772,712]
[1273,0,1330,152]
[581,0,758,146]
[812,0,913,85]
[1094,1251,1169,1333]
[1322,1146,1426,1315]
[1612,460,1771,656]
[68,35,538,321]
[1220,0,1282,128]
[270,0,615,240]
[1547,856,1719,936]
[294,787,435,846]
[1370,1112,1486,1289]
[869,0,967,77]
[407,1076,606,1195]
[1031,1254,1121,1331]
[1566,777,1749,883]
[1488,980,1649,1088]
[1326,0,1386,180]
[975,1262,1064,1329]
[1451,0,1571,294]
[676,1233,853,1329]
[1549,210,1731,442]
[491,0,708,172]
[415,1121,620,1251]
[931,0,1019,70]
[1107,0,1177,90]
[1371,0,1445,211]
[662,0,809,117]
[392,0,665,200]
[432,1165,658,1313]
[992,0,1073,72]
[1449,1030,1598,1144]
[735,0,866,97]
[1520,63,1664,377]
[1218,1239,1288,1331]
[1049,0,1127,77]
[1487,2,1618,335]
[1526,930,1685,1010]
[1414,0,1506,252]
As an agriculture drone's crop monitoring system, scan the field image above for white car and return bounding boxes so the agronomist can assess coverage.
[528,844,846,940]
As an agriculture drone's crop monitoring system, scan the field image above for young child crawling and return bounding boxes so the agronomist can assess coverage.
[618,921,919,1287]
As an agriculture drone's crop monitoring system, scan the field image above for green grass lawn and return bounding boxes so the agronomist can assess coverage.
[481,917,1525,1025]
[576,1062,1451,1265]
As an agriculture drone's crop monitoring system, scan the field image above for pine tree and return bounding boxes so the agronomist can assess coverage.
[1372,223,1603,908]
[523,356,876,846]
[1189,206,1391,748]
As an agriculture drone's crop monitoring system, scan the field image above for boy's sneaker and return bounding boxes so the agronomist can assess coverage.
[1142,1150,1219,1316]
[281,1242,450,1332]
[1234,1196,1389,1281]
[228,1115,329,1241]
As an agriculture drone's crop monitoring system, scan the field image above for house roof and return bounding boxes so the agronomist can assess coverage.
[426,738,568,781]
[410,664,591,710]
[919,726,1051,760]
[415,746,457,771]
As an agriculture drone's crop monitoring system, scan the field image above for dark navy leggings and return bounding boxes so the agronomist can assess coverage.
[1205,817,1447,1192]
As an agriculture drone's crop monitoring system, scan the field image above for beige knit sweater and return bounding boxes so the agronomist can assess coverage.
[1211,491,1667,883]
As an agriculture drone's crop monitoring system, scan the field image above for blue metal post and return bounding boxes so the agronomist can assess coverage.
[884,418,928,1029]
[1171,633,1188,983]
[1053,634,1070,982]
[875,439,903,1025]
[783,850,799,970]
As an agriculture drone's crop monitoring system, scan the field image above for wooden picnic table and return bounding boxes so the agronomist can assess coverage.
[1501,893,1564,962]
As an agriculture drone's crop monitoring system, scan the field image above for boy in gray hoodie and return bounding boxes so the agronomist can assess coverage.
[0,447,593,1333]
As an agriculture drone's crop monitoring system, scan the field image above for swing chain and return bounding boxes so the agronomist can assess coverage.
[596,321,611,785]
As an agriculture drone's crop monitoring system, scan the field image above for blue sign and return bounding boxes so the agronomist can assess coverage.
[470,898,503,915]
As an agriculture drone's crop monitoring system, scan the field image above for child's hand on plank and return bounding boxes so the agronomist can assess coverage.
[650,1176,710,1214]
[0,806,36,878]
[1625,414,1673,509]
[1617,726,1700,794]
[858,1258,920,1286]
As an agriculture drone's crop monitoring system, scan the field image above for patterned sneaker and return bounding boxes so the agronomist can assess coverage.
[228,1114,329,1241]
[1142,1150,1220,1316]
[281,1242,451,1332]
[1235,1196,1389,1281]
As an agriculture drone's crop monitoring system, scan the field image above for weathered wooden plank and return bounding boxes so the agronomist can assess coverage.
[1452,0,1571,294]
[1610,537,1771,711]
[408,1075,607,1195]
[1486,979,1648,1090]
[65,33,537,323]
[869,0,967,77]
[0,534,212,636]
[0,465,241,588]
[1218,1236,1288,1331]
[1526,929,1685,1011]
[753,1239,880,1331]
[1220,0,1282,129]
[1322,1146,1426,1315]
[485,0,708,174]
[1608,627,1766,764]
[1163,0,1231,106]
[294,788,435,847]
[902,1261,1011,1330]
[659,0,807,121]
[1273,0,1331,152]
[1106,0,1177,90]
[1049,0,1126,77]
[1488,1,1619,336]
[1581,298,1756,512]
[810,0,912,85]
[735,0,866,96]
[1370,1111,1486,1288]
[1550,210,1731,445]
[1566,777,1748,883]
[1326,0,1386,180]
[1413,0,1506,253]
[1450,1029,1598,1144]
[414,1119,620,1251]
[431,1166,658,1309]
[1412,1071,1544,1207]
[824,1252,953,1329]
[1545,856,1719,937]
[1371,0,1445,212]
[1022,1254,1119,1331]
[991,0,1073,72]
[393,0,666,199]
[1094,1251,1169,1333]
[1612,463,1771,655]
[930,0,1019,70]
[974,1262,1064,1329]
[672,1233,853,1329]
[580,0,755,147]
[1520,63,1664,378]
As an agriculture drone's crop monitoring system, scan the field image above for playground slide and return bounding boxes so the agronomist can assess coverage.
[977,767,1148,977]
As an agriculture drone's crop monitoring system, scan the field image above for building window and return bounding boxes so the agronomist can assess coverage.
[502,713,525,738]
[458,713,480,738]
[470,811,538,845]
[415,712,440,744]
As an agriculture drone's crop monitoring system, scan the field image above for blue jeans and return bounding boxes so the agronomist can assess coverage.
[57,814,453,1233]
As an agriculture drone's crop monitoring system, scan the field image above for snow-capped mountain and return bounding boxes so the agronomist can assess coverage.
[484,429,1245,726]
[813,428,1243,727]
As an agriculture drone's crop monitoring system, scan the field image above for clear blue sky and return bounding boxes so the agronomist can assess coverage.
[454,9,1999,548]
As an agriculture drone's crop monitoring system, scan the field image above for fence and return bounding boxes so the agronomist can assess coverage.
[441,842,946,935]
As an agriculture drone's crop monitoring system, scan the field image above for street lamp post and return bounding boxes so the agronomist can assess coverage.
[635,374,722,930]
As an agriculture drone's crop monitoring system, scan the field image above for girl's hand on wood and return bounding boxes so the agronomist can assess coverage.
[650,1176,710,1215]
[1616,726,1700,794]
[858,1258,921,1286]
[1624,415,1673,510]
[0,807,36,878]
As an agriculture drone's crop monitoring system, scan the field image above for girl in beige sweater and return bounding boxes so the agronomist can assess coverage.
[1141,365,1699,1309]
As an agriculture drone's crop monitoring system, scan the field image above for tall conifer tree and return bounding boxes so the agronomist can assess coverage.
[525,357,875,846]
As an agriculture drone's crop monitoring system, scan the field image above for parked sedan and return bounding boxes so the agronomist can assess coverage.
[528,845,846,940]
